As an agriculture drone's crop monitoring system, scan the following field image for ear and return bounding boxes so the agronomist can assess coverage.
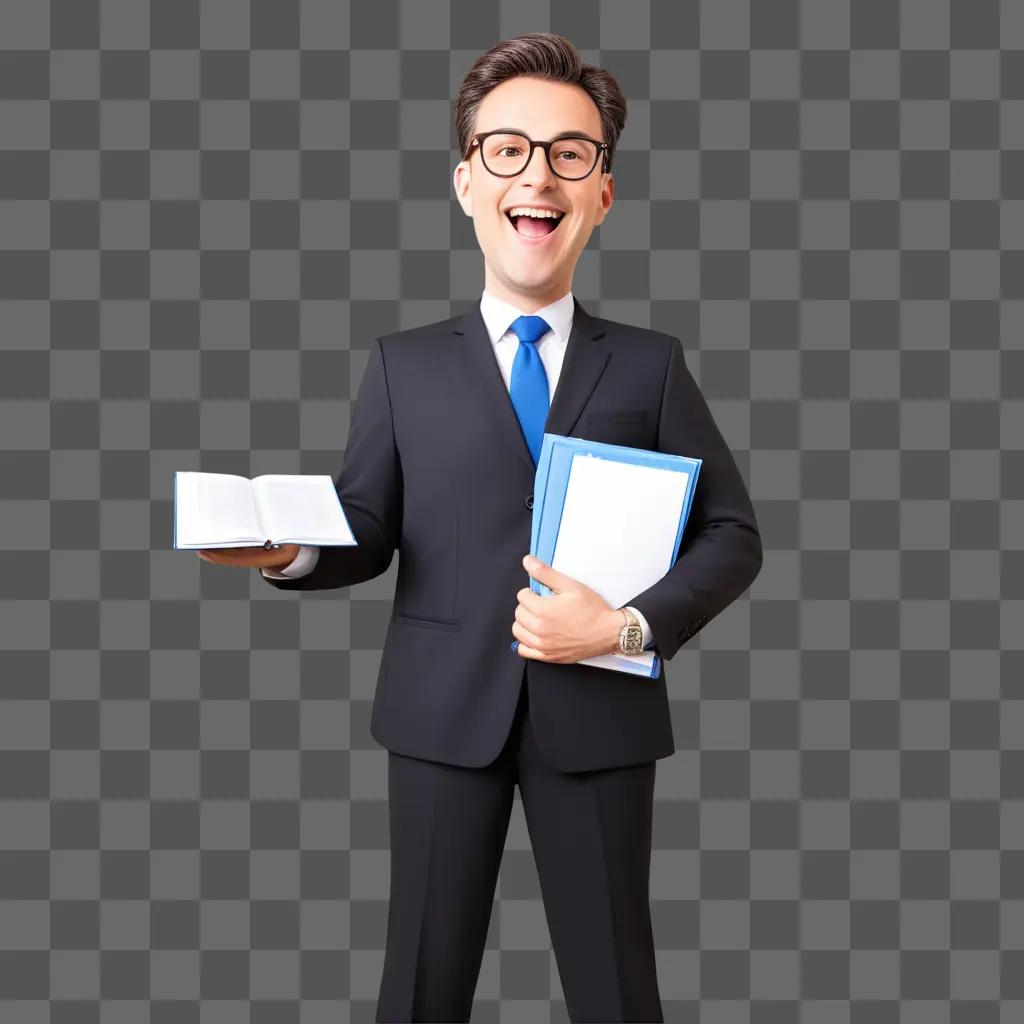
[593,173,614,226]
[453,162,473,217]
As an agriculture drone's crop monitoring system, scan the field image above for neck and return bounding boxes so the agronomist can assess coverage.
[484,274,571,314]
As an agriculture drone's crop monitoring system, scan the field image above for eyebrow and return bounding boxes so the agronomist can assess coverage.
[486,127,594,140]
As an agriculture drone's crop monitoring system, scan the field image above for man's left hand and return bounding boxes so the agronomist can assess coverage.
[513,555,623,663]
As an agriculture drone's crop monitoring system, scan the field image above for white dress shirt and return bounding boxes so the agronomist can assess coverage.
[262,288,655,651]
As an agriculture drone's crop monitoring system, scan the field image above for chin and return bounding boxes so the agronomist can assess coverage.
[506,269,555,289]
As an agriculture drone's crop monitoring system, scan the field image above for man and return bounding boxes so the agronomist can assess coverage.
[198,32,762,1023]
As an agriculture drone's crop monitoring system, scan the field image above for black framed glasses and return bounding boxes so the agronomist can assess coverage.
[468,130,610,180]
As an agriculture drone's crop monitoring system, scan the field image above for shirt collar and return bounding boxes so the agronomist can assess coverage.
[479,288,575,347]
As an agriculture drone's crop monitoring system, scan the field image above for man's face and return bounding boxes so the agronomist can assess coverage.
[453,76,614,311]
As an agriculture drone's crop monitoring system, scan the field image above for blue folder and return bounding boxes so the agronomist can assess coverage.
[528,432,702,678]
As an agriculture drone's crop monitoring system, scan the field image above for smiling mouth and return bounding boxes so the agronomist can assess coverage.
[505,211,566,240]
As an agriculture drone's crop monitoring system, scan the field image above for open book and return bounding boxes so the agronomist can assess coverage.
[173,472,357,549]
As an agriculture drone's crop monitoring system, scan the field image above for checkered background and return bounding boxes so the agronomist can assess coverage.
[1,0,1022,1020]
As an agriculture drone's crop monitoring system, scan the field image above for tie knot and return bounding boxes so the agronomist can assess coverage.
[509,315,551,347]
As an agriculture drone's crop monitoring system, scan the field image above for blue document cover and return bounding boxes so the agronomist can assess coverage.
[528,433,702,678]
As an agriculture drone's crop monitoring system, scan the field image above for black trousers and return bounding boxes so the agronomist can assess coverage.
[375,678,664,1023]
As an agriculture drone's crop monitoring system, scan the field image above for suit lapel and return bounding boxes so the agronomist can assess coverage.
[454,295,610,477]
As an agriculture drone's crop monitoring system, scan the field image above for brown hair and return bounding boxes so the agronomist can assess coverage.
[454,32,627,174]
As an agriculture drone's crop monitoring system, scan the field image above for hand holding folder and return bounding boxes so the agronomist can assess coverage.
[529,433,702,678]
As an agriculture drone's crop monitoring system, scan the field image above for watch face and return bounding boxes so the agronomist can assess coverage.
[620,624,643,654]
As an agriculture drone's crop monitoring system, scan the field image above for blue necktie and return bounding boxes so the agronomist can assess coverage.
[508,315,551,465]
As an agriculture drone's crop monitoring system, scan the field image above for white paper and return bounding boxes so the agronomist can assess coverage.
[175,472,264,547]
[549,453,690,673]
[253,475,356,545]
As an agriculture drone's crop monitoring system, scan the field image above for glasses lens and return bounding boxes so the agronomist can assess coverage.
[480,133,598,179]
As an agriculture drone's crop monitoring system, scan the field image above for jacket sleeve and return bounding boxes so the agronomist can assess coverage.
[261,337,402,592]
[627,336,762,660]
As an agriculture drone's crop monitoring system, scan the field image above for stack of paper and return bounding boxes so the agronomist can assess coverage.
[529,434,701,678]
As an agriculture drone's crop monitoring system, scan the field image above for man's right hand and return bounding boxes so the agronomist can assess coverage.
[196,544,301,571]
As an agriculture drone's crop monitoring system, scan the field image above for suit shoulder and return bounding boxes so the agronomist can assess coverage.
[378,313,462,353]
[595,318,680,355]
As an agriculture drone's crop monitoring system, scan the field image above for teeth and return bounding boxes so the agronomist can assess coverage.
[507,208,563,219]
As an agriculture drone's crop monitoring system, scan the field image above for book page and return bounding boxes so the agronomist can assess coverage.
[252,475,356,545]
[551,453,689,610]
[175,472,264,547]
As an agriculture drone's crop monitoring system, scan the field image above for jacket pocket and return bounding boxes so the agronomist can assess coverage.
[394,497,459,625]
[392,611,461,631]
[586,409,647,426]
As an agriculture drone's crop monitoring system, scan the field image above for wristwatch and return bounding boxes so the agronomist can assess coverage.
[617,606,644,655]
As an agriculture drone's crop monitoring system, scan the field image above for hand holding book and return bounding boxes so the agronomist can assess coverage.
[174,472,356,572]
[196,543,302,571]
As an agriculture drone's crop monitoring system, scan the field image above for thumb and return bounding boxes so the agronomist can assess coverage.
[523,554,568,592]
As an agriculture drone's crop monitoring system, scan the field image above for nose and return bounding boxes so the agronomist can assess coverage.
[519,143,557,184]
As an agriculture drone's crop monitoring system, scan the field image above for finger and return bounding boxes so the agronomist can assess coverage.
[514,603,546,639]
[198,550,241,566]
[198,548,257,565]
[515,642,548,661]
[524,573,559,596]
[512,617,546,655]
[516,586,546,612]
[523,556,564,594]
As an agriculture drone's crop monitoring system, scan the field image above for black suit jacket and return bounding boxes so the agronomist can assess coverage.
[263,297,762,772]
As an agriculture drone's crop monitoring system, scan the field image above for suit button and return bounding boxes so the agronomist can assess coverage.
[525,493,534,509]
